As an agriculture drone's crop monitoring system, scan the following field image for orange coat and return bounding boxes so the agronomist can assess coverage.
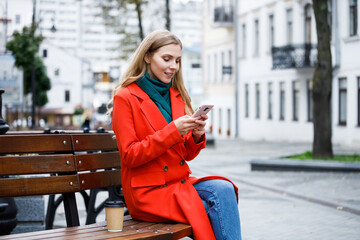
[112,83,238,240]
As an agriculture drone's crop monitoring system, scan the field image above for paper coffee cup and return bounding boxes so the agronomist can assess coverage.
[104,200,125,232]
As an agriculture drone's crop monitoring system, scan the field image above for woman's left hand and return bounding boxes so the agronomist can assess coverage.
[192,114,208,143]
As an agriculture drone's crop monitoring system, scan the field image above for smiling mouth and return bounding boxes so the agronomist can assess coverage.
[165,72,174,77]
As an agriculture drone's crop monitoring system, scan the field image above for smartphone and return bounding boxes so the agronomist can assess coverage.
[192,105,214,117]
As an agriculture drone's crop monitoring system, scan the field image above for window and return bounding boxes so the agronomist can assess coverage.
[15,14,21,24]
[304,4,312,43]
[358,77,360,126]
[254,19,260,56]
[228,50,232,66]
[242,24,247,57]
[255,83,260,118]
[210,109,214,133]
[269,14,275,51]
[221,51,225,80]
[245,84,249,117]
[286,9,293,44]
[214,53,217,83]
[292,81,299,121]
[268,82,273,119]
[43,49,47,58]
[228,50,232,78]
[307,80,313,121]
[227,109,231,136]
[54,68,60,76]
[339,78,347,125]
[65,90,70,102]
[280,82,285,120]
[207,55,211,83]
[328,0,333,27]
[219,108,222,134]
[350,0,358,36]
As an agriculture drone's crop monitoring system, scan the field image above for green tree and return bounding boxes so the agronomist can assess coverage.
[311,0,333,158]
[6,24,51,107]
[100,0,148,60]
[99,0,171,60]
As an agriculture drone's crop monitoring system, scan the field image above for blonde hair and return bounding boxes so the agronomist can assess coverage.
[107,29,193,116]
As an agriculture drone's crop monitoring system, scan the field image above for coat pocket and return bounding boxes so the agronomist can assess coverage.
[131,172,166,188]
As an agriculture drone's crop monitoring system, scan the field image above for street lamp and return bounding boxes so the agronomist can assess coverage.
[31,0,36,129]
[0,0,9,52]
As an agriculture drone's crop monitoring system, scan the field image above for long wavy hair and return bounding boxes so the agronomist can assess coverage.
[107,29,193,116]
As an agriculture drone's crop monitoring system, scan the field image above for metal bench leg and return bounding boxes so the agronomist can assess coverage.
[79,190,90,212]
[45,194,63,229]
[85,188,107,225]
[62,193,80,227]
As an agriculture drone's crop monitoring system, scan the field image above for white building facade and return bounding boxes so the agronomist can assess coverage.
[39,41,92,123]
[171,0,203,107]
[236,0,360,147]
[202,0,237,138]
[36,0,121,75]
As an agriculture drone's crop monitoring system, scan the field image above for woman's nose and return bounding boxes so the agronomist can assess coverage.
[169,61,177,69]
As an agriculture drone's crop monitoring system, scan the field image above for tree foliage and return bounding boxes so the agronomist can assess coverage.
[311,0,333,158]
[99,0,148,60]
[98,0,170,60]
[6,24,51,107]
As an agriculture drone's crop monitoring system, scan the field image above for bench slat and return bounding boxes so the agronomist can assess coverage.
[78,169,121,190]
[0,216,192,240]
[0,175,79,197]
[75,152,120,171]
[0,135,72,154]
[72,134,118,152]
[0,154,75,175]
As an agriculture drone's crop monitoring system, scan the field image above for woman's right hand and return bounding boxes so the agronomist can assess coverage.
[174,115,199,136]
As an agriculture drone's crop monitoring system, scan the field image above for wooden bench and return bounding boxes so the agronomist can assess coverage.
[0,131,192,239]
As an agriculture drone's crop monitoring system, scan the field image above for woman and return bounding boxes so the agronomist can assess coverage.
[110,30,241,240]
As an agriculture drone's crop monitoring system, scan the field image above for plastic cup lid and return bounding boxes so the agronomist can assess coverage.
[104,200,125,208]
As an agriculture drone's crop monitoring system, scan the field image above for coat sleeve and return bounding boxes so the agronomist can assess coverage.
[183,131,206,161]
[112,91,185,169]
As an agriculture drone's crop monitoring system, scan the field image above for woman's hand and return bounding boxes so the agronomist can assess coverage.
[174,115,199,136]
[192,114,208,143]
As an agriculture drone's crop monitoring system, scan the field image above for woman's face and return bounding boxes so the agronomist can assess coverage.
[145,43,181,84]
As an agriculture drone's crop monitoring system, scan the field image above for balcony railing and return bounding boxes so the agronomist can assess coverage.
[271,44,317,69]
[214,6,233,26]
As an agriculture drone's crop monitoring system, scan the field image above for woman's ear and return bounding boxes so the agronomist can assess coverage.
[144,53,151,64]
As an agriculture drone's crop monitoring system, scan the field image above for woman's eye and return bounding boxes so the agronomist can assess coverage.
[164,58,170,62]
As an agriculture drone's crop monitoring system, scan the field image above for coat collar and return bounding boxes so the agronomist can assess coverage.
[128,83,185,131]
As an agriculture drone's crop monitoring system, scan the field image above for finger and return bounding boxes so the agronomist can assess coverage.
[200,114,208,120]
[194,119,206,126]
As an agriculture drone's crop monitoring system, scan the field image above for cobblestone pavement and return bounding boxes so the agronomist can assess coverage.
[52,139,360,240]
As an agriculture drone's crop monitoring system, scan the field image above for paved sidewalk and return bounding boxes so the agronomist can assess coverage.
[188,139,360,240]
[51,139,360,240]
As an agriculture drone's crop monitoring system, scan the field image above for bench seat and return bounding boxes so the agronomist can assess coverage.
[0,216,192,240]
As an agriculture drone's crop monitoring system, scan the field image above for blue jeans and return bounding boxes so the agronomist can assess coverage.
[194,179,241,240]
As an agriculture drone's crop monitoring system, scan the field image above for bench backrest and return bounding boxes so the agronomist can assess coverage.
[0,132,121,198]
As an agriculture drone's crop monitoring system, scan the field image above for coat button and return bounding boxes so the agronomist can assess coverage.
[180,160,185,166]
[181,179,186,184]
[164,166,169,172]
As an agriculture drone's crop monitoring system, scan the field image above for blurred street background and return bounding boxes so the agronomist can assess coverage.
[1,0,360,239]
